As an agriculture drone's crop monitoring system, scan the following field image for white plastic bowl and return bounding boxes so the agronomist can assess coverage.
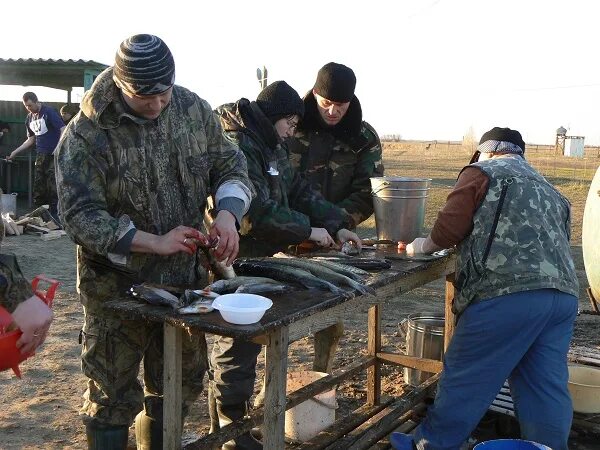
[212,293,273,325]
[568,364,600,414]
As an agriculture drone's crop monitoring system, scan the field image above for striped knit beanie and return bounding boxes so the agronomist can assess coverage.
[113,34,175,96]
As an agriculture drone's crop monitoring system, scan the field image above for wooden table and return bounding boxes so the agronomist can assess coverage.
[106,250,456,450]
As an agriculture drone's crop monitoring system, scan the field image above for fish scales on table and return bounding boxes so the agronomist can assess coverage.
[207,276,282,294]
[310,257,392,271]
[233,260,347,296]
[253,257,374,295]
[274,254,369,281]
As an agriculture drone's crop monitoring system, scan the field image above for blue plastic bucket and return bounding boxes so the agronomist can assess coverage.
[474,440,551,450]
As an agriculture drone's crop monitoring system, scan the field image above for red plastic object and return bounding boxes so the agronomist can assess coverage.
[0,275,59,378]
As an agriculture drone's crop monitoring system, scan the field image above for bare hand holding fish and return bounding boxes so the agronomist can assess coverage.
[209,210,239,266]
[130,225,209,256]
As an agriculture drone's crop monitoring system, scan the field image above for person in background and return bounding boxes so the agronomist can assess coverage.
[391,127,579,450]
[0,189,53,357]
[285,62,384,376]
[60,104,79,125]
[7,92,65,223]
[0,121,10,145]
[212,80,361,449]
[55,34,253,450]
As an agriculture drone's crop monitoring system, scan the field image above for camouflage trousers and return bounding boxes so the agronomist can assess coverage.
[33,153,58,216]
[80,308,207,427]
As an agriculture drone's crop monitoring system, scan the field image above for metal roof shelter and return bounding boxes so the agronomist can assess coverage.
[0,58,108,101]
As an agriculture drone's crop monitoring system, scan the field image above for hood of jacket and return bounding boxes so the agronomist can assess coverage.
[215,98,280,150]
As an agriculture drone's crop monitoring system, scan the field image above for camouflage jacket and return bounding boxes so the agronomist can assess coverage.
[0,254,33,313]
[286,96,383,228]
[0,190,33,312]
[454,155,579,314]
[215,99,351,257]
[55,68,252,306]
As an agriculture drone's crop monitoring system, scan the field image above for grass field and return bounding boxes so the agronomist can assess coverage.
[358,141,600,244]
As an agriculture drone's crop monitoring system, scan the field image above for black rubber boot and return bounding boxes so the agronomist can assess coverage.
[218,402,262,450]
[85,422,129,450]
[222,432,263,450]
[134,411,163,450]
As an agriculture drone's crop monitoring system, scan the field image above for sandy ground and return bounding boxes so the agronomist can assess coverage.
[0,229,598,449]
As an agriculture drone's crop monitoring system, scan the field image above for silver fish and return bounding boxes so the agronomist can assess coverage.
[233,260,346,295]
[341,241,361,256]
[256,257,374,296]
[235,283,292,295]
[207,276,281,294]
[178,298,214,314]
[274,254,369,281]
[129,285,181,309]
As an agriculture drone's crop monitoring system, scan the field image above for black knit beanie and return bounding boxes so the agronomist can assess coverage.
[313,62,356,103]
[113,34,175,96]
[479,127,525,152]
[256,81,304,124]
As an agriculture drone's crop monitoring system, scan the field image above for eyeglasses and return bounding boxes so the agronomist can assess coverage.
[286,118,299,132]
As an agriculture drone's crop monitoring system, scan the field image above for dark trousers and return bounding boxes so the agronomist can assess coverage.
[33,153,58,218]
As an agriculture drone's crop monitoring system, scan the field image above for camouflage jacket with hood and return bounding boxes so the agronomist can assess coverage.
[0,196,34,313]
[454,155,579,314]
[55,68,253,307]
[286,92,384,228]
[215,99,351,257]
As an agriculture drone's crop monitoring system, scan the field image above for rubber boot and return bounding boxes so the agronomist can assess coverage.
[134,411,163,450]
[218,402,262,450]
[85,422,129,450]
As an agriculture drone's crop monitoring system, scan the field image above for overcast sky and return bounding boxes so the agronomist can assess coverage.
[1,0,599,144]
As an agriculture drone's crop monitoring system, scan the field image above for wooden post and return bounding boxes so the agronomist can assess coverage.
[444,273,456,351]
[163,323,182,450]
[367,304,381,406]
[263,326,289,450]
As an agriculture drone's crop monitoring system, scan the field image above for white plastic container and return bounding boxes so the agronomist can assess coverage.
[285,371,336,442]
[0,193,17,217]
[212,293,272,325]
[568,364,600,413]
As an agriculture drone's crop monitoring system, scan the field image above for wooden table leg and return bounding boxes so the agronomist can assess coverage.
[263,326,289,450]
[367,304,381,406]
[444,273,456,351]
[163,322,182,450]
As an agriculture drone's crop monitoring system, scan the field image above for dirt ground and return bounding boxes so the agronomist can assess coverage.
[1,235,598,449]
[1,144,599,449]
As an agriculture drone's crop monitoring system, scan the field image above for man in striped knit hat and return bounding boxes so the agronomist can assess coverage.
[55,34,254,450]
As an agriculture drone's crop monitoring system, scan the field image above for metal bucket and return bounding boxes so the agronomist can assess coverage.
[0,193,17,217]
[402,313,445,386]
[370,177,430,243]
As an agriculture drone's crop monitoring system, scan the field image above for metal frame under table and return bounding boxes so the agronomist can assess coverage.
[106,250,457,450]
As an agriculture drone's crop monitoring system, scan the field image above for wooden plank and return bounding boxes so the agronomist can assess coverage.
[263,326,289,450]
[444,273,456,351]
[328,373,440,450]
[377,352,443,373]
[297,398,395,450]
[367,304,381,406]
[184,356,376,449]
[352,404,426,450]
[163,323,182,450]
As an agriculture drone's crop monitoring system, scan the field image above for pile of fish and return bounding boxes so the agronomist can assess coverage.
[232,256,375,296]
[128,284,218,314]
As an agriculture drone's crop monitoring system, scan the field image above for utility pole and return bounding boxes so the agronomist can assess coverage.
[256,66,268,90]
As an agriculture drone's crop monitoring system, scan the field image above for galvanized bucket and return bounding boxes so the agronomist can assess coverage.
[0,193,17,217]
[370,177,430,243]
[401,313,445,386]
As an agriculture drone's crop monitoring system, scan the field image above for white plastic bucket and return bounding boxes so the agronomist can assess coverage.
[0,193,17,217]
[285,371,336,442]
